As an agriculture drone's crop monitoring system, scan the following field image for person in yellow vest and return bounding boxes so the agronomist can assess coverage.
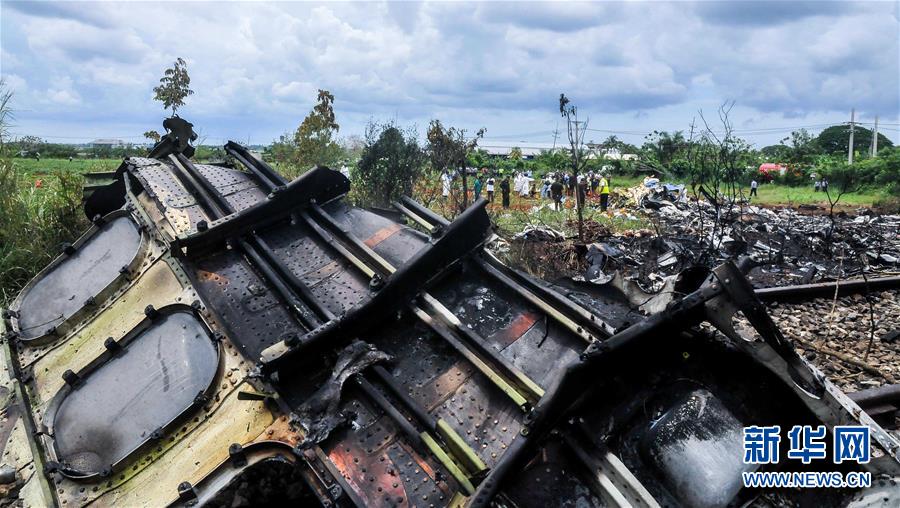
[599,174,610,211]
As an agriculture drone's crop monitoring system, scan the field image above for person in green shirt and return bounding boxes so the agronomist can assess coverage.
[473,176,483,199]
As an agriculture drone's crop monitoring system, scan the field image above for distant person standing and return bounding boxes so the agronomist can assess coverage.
[486,176,495,203]
[599,174,610,211]
[500,176,511,208]
[551,178,564,211]
[576,175,587,208]
[821,178,828,193]
[750,179,758,197]
[473,176,483,199]
[441,172,451,200]
[814,179,821,192]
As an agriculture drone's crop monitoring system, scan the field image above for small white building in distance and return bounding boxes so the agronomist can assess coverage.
[90,138,125,149]
[479,141,560,159]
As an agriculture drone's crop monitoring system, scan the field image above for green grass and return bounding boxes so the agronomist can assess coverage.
[748,184,885,208]
[12,157,121,177]
[490,192,649,239]
[1,158,88,305]
[606,173,885,208]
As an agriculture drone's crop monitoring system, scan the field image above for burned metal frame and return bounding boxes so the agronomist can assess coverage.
[170,165,349,258]
[466,257,866,507]
[755,275,900,302]
[395,199,618,342]
[165,154,326,330]
[467,271,725,508]
[259,197,493,367]
[226,151,529,491]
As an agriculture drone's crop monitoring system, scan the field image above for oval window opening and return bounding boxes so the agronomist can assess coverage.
[16,215,142,340]
[52,309,219,476]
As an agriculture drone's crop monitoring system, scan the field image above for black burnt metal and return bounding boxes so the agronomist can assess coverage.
[369,365,438,433]
[475,257,617,340]
[468,278,723,508]
[755,275,900,302]
[468,256,843,507]
[225,141,287,190]
[850,384,900,423]
[166,154,326,329]
[148,117,198,159]
[392,200,437,233]
[283,192,539,409]
[417,296,542,405]
[261,198,492,369]
[307,203,395,275]
[399,195,617,341]
[712,262,825,397]
[400,195,450,227]
[171,165,350,257]
[353,376,426,450]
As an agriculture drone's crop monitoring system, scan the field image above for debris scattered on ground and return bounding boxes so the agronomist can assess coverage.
[496,185,900,293]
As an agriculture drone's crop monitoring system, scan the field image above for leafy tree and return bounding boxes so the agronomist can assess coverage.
[642,130,686,170]
[816,125,893,156]
[508,146,523,161]
[143,130,161,143]
[760,144,790,161]
[850,146,900,196]
[152,58,194,116]
[18,135,44,151]
[426,120,484,212]
[269,132,296,165]
[779,128,821,165]
[466,148,488,170]
[353,121,425,208]
[533,149,569,176]
[293,89,343,171]
[599,135,639,154]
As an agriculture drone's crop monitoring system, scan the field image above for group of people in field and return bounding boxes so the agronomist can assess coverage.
[440,168,613,212]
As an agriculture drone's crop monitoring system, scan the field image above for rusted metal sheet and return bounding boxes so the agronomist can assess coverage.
[2,134,899,508]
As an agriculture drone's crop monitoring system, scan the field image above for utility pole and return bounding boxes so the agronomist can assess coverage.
[552,122,560,150]
[871,115,879,157]
[847,108,855,164]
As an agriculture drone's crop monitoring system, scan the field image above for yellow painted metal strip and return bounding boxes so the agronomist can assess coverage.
[421,432,476,495]
[413,307,529,410]
[436,419,488,476]
[421,294,545,401]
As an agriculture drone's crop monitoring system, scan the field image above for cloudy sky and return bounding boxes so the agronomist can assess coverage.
[2,1,898,148]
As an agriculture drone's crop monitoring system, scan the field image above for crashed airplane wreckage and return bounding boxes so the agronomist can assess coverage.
[2,123,899,507]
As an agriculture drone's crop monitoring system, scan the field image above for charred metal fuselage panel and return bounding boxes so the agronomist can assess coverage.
[1,148,898,508]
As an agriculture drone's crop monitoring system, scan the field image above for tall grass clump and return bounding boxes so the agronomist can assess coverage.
[0,162,86,304]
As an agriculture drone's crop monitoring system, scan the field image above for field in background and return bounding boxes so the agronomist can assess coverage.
[13,157,121,177]
[749,183,887,208]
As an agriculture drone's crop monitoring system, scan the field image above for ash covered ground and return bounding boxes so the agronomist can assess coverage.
[771,290,900,393]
